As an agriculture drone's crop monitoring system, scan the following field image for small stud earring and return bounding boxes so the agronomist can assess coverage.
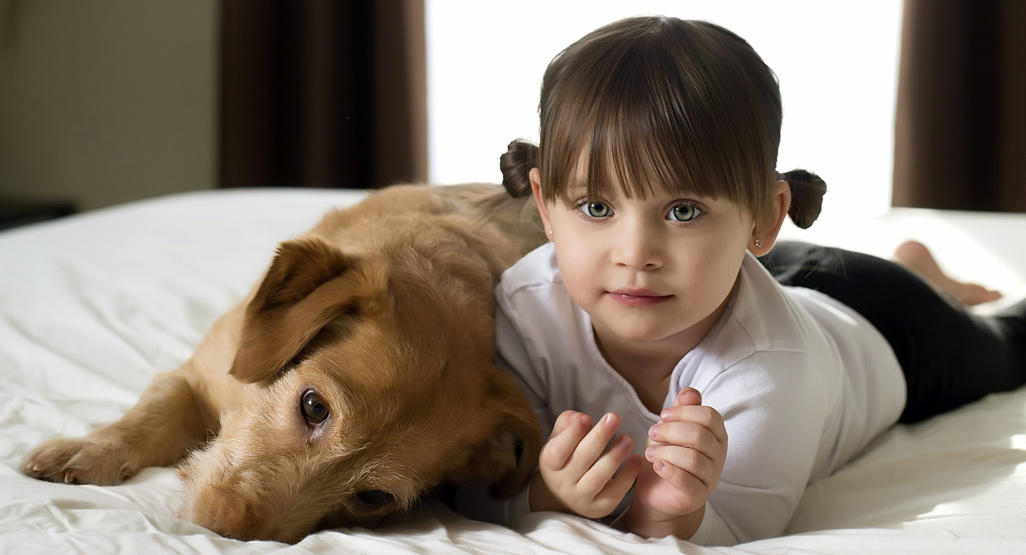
[547,228,553,237]
[753,239,763,248]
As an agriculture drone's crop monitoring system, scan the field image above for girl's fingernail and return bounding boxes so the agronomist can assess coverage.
[648,425,659,438]
[645,446,655,460]
[604,413,615,425]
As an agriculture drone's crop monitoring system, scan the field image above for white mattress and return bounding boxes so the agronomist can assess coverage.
[2,188,1025,554]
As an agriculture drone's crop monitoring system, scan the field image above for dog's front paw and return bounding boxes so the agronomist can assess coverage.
[22,436,139,485]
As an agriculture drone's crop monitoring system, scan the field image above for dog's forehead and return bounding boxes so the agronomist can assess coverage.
[325,320,442,390]
[295,337,452,418]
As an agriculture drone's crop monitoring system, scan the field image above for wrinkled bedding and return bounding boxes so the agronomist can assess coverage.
[2,188,1024,554]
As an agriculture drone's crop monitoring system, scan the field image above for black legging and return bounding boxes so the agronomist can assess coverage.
[759,241,1026,423]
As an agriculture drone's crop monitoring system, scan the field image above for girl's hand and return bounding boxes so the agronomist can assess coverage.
[626,388,728,537]
[530,410,643,519]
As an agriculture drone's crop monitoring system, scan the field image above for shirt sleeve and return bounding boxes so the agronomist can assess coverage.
[452,300,554,524]
[689,350,831,545]
[492,300,556,438]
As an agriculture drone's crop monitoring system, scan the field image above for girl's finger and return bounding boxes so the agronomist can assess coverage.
[577,434,634,494]
[540,411,593,471]
[550,410,591,437]
[651,458,708,512]
[658,405,728,445]
[674,387,702,407]
[596,453,643,509]
[648,420,722,460]
[565,413,622,476]
[648,444,715,490]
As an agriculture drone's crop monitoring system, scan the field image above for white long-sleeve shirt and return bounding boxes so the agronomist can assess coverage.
[461,243,906,546]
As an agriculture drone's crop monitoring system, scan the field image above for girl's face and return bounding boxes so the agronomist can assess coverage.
[531,169,763,354]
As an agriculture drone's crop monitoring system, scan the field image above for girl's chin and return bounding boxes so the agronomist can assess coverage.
[597,318,675,344]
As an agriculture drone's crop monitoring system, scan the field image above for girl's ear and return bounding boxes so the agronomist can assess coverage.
[749,180,791,256]
[529,168,554,241]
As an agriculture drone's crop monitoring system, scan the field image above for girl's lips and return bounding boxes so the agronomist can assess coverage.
[607,290,673,306]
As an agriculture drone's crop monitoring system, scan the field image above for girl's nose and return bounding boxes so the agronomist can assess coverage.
[612,223,662,271]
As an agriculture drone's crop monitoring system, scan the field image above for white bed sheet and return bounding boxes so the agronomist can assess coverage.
[1,188,1024,554]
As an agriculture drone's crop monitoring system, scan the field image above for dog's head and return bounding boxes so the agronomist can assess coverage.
[176,235,540,542]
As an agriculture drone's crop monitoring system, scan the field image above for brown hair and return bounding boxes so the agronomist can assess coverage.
[500,16,826,229]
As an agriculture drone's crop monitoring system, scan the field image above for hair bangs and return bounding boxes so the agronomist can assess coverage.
[537,17,781,224]
[540,21,758,208]
[581,74,727,205]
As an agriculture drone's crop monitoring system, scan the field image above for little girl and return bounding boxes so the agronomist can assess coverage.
[458,15,1026,546]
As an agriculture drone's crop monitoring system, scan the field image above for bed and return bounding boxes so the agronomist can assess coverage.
[2,187,1025,553]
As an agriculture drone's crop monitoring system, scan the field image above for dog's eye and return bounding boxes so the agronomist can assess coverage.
[301,389,329,424]
[356,489,394,508]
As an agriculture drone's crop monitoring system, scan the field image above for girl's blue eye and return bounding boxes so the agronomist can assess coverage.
[584,202,612,218]
[669,203,702,222]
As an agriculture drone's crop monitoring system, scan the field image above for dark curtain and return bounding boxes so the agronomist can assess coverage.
[893,0,1026,212]
[219,0,426,189]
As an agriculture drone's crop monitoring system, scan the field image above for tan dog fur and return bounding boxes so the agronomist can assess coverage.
[21,184,546,543]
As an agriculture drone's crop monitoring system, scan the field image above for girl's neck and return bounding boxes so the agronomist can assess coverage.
[593,329,685,413]
[591,287,734,413]
[595,331,685,380]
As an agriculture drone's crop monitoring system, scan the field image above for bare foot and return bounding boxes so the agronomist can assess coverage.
[893,240,1003,306]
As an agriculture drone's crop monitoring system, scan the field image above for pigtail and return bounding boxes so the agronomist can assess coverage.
[781,169,827,229]
[500,140,539,198]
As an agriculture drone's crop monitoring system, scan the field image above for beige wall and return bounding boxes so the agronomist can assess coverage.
[0,0,218,211]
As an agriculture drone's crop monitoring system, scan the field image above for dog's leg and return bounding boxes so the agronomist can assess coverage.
[22,370,212,485]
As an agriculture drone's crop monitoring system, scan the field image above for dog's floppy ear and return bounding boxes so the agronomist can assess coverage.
[229,237,386,384]
[448,368,542,498]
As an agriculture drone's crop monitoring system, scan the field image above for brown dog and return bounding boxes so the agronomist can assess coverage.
[21,184,546,542]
